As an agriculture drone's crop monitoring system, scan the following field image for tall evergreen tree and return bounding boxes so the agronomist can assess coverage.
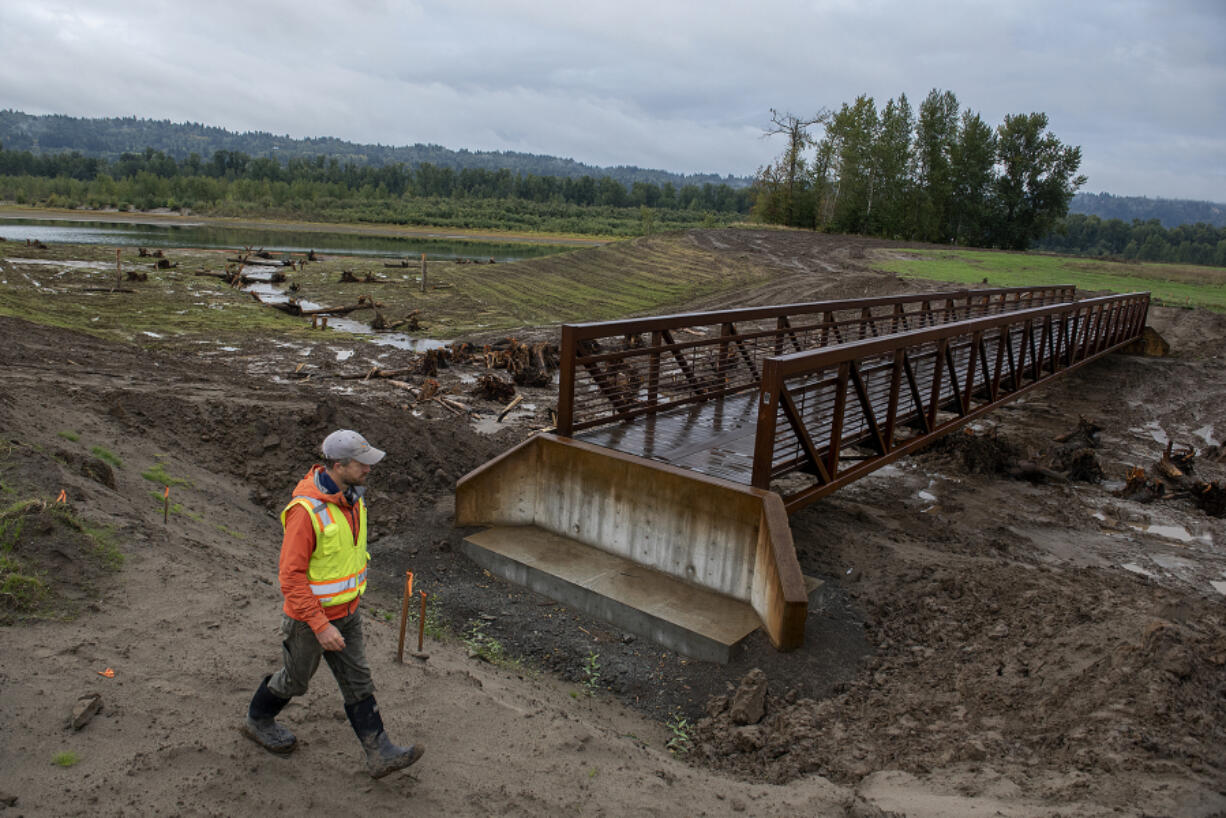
[948,110,996,245]
[912,90,960,241]
[867,94,913,237]
[826,95,879,234]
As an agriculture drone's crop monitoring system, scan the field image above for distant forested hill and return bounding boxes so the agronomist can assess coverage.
[1069,192,1225,229]
[0,110,749,189]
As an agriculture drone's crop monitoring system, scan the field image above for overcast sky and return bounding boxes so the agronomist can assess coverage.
[1,1,1223,200]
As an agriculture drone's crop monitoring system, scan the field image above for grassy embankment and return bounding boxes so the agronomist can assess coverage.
[0,231,772,342]
[874,248,1226,312]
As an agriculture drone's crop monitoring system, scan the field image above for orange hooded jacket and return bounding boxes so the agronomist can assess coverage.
[279,465,364,633]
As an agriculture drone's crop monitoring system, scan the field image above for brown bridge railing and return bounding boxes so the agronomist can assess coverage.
[752,292,1151,512]
[557,285,1077,436]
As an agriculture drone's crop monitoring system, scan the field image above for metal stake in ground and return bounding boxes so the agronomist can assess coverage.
[397,571,414,663]
[163,486,170,525]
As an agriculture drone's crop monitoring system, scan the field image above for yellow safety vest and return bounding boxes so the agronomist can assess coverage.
[281,495,369,607]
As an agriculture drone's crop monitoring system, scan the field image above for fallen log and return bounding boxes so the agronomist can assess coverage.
[297,300,382,317]
[336,367,419,381]
[387,379,422,396]
[497,393,523,422]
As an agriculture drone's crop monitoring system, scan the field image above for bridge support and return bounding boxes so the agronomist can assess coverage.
[456,434,809,659]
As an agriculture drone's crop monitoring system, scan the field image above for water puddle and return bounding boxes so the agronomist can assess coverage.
[10,258,111,270]
[1211,580,1226,596]
[242,271,450,351]
[471,409,536,435]
[1150,554,1197,572]
[1128,420,1169,446]
[1121,562,1156,578]
[1125,522,1213,546]
[1194,424,1218,447]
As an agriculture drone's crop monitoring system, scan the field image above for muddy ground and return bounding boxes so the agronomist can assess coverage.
[1,228,1224,816]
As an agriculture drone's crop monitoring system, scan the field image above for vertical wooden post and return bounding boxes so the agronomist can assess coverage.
[397,571,413,663]
[420,253,427,293]
[115,247,122,291]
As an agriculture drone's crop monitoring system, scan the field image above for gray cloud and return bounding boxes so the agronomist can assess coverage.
[0,0,1222,198]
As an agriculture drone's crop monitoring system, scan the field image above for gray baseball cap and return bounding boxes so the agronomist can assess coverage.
[321,429,385,465]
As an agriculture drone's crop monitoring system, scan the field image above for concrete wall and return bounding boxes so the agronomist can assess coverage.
[456,434,807,650]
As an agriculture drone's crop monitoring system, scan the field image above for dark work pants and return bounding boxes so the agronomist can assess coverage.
[267,611,374,705]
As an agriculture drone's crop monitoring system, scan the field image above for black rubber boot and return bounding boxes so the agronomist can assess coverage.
[344,696,424,779]
[241,675,297,755]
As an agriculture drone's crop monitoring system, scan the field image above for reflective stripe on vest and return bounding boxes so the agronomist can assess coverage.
[296,496,335,530]
[282,494,368,608]
[309,565,369,604]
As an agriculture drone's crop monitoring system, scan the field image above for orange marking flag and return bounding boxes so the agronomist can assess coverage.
[97,668,115,678]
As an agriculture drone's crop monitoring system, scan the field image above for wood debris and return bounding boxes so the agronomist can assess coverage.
[339,270,388,284]
[473,374,516,402]
[497,393,523,422]
[1116,441,1226,516]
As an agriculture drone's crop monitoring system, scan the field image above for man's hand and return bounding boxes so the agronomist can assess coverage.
[316,623,346,651]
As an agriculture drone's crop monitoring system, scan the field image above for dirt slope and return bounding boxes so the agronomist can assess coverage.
[1,228,1225,817]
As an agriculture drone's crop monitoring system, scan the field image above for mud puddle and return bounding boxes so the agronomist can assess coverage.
[243,268,450,351]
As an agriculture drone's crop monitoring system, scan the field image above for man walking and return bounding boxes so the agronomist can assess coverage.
[242,429,424,778]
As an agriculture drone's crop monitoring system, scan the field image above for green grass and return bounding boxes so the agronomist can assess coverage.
[0,503,27,550]
[0,495,123,621]
[0,230,777,340]
[0,241,323,343]
[89,446,122,469]
[423,595,448,641]
[461,620,523,669]
[57,430,80,442]
[1,569,48,610]
[141,462,190,488]
[873,248,1226,312]
[52,751,79,767]
[79,521,124,570]
[148,491,201,521]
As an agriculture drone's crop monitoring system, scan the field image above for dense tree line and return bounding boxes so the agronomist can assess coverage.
[0,144,750,236]
[0,110,748,190]
[1036,214,1226,266]
[753,90,1087,251]
[1069,192,1226,229]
